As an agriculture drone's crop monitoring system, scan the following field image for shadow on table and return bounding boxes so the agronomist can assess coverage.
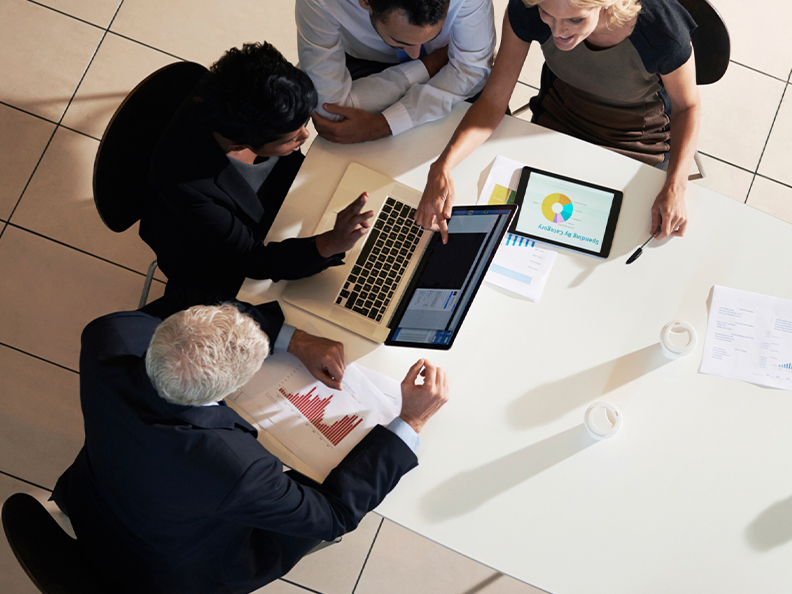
[508,343,670,430]
[745,494,792,552]
[421,424,596,521]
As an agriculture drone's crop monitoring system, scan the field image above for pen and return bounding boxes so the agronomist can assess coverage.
[626,229,661,265]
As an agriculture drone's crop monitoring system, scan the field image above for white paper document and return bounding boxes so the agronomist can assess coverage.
[231,353,401,481]
[700,285,792,391]
[477,155,557,301]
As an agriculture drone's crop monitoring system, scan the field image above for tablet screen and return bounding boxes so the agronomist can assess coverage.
[511,167,623,258]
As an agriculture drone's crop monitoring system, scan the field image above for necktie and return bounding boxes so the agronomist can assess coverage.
[396,45,428,63]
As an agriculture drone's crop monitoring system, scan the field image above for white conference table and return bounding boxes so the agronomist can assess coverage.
[243,104,792,594]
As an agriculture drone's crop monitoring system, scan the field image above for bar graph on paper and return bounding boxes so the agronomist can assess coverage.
[279,385,363,446]
[232,357,401,481]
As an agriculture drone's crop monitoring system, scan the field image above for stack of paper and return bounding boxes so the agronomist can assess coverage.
[477,155,557,301]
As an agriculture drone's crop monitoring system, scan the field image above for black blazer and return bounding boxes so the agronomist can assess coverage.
[141,99,342,294]
[53,298,417,594]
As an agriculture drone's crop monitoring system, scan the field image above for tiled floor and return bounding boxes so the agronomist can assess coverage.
[0,1,789,593]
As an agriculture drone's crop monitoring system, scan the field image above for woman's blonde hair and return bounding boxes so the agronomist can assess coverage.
[146,304,270,406]
[522,0,641,27]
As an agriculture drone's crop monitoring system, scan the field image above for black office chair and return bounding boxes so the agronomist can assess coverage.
[2,493,108,594]
[678,0,731,86]
[93,61,208,307]
[677,0,730,179]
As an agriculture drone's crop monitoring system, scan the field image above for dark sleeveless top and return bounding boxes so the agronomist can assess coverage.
[507,0,696,165]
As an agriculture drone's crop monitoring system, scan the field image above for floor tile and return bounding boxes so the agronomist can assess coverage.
[519,42,545,89]
[0,226,165,371]
[692,153,755,203]
[0,0,104,121]
[61,32,178,140]
[757,85,792,186]
[34,0,121,28]
[707,0,792,81]
[283,513,381,594]
[0,474,53,594]
[11,127,161,277]
[111,0,299,67]
[354,520,545,594]
[509,82,536,122]
[252,579,318,594]
[0,104,55,221]
[0,346,83,490]
[697,63,786,171]
[746,176,792,225]
[492,0,544,88]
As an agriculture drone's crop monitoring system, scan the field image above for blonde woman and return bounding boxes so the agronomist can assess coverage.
[417,0,700,244]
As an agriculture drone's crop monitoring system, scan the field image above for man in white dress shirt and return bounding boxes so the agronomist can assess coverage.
[297,0,495,144]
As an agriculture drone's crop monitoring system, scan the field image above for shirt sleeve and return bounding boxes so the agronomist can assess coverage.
[630,0,697,75]
[507,0,551,44]
[296,0,423,121]
[273,324,295,354]
[384,417,422,453]
[383,0,496,136]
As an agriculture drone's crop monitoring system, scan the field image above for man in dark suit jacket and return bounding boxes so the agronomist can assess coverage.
[52,293,448,594]
[141,42,374,299]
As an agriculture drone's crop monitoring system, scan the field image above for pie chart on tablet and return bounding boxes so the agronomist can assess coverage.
[541,193,574,223]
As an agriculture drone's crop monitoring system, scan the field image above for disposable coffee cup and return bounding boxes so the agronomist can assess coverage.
[660,320,697,359]
[584,402,622,440]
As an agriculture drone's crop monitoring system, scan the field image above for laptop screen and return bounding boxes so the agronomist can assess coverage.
[385,204,516,349]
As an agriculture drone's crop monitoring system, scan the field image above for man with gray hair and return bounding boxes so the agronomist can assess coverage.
[53,294,447,594]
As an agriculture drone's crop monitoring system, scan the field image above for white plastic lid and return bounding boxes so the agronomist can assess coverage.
[660,320,698,358]
[584,402,622,440]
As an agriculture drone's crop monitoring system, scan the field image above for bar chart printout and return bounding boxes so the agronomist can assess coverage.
[281,385,363,446]
[232,356,401,481]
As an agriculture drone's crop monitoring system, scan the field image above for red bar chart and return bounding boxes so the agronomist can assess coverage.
[280,386,364,446]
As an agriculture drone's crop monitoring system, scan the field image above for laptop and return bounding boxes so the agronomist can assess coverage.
[282,164,516,348]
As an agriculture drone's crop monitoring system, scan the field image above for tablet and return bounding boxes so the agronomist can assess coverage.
[510,166,623,258]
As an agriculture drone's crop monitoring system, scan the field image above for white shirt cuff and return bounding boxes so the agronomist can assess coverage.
[384,417,422,453]
[273,324,295,354]
[382,102,414,136]
[398,59,430,86]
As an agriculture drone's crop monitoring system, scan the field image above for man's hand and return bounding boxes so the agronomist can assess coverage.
[651,182,688,239]
[313,106,392,144]
[399,359,449,434]
[420,45,449,78]
[316,192,374,257]
[287,329,346,390]
[416,161,455,244]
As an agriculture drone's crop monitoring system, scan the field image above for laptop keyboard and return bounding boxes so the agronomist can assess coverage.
[335,197,424,322]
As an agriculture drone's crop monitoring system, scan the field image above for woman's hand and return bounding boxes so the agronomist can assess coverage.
[416,161,455,244]
[651,183,687,239]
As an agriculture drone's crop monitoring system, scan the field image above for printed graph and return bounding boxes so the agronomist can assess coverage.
[780,363,792,370]
[280,386,363,446]
[231,357,402,482]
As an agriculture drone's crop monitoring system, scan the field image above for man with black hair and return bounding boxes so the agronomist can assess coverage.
[143,42,373,299]
[297,0,496,144]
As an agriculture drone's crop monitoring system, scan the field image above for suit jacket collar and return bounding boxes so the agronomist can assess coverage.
[151,99,264,223]
[215,158,265,222]
[171,400,258,435]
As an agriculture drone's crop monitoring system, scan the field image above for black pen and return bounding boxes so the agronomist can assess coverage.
[626,229,661,265]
